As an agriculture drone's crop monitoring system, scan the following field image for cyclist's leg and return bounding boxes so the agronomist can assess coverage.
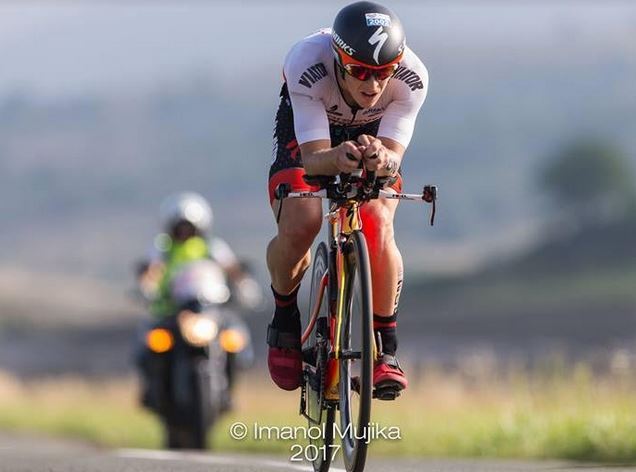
[360,196,401,317]
[267,176,322,294]
[360,180,408,392]
[265,82,322,390]
[266,172,322,391]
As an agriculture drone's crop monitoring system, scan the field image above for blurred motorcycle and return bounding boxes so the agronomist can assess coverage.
[136,259,254,449]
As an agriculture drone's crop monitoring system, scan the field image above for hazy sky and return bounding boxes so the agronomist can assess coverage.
[0,1,634,97]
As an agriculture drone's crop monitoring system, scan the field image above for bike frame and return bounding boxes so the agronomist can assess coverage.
[283,175,436,406]
[304,198,368,402]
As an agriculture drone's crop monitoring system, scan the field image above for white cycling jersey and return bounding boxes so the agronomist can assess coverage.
[283,28,428,149]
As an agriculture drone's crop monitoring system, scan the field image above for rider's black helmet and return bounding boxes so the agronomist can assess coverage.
[331,1,405,67]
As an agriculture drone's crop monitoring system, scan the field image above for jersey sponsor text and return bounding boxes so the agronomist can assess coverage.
[393,66,424,91]
[298,63,328,88]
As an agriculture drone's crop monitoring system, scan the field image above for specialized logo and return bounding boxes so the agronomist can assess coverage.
[332,31,356,56]
[298,63,328,89]
[368,27,388,64]
[365,13,391,27]
[393,65,425,91]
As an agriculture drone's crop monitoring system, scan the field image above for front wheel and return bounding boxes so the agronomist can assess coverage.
[338,231,373,472]
[304,242,335,472]
[164,356,211,450]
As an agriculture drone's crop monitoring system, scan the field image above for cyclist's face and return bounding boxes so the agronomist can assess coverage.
[342,72,389,109]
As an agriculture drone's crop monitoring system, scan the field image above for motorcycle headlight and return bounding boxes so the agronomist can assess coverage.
[178,310,218,347]
[219,328,248,353]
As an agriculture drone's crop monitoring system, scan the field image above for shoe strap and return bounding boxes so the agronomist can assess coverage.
[379,353,403,372]
[267,325,301,349]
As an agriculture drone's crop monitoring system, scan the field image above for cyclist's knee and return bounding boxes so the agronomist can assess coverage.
[277,203,322,249]
[362,203,395,237]
[279,220,321,250]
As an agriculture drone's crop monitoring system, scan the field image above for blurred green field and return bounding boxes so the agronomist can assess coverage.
[2,365,636,462]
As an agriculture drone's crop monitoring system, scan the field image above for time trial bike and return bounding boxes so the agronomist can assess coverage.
[274,162,436,472]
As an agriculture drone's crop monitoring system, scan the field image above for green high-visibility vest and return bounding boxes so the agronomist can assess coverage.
[151,236,210,317]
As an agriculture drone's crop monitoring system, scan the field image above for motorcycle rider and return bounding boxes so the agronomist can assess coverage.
[137,192,261,314]
[135,192,261,407]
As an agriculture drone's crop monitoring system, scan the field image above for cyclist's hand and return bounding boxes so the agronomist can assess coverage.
[357,135,400,175]
[357,134,386,172]
[335,141,363,173]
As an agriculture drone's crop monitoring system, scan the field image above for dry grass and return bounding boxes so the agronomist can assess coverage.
[2,364,636,461]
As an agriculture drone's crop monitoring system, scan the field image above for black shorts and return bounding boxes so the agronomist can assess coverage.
[268,83,401,203]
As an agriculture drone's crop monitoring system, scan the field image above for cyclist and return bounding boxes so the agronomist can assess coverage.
[266,1,428,394]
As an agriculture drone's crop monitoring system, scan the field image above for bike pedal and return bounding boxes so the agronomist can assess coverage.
[373,382,402,401]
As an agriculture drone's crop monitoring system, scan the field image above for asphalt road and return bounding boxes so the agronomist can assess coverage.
[2,434,636,472]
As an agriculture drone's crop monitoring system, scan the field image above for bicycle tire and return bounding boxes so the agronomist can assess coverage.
[338,230,373,472]
[305,242,335,472]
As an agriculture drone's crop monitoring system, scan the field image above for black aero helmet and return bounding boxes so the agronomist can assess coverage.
[332,1,405,67]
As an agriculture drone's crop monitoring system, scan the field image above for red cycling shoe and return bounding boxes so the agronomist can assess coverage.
[373,354,408,400]
[267,324,302,391]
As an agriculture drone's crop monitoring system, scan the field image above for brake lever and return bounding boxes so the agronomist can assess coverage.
[276,200,283,224]
[423,185,437,226]
[274,183,291,224]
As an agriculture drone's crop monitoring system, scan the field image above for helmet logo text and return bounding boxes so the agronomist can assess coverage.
[332,31,356,56]
[368,26,388,65]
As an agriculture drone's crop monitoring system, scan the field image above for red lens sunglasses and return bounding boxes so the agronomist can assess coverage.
[344,63,398,81]
[335,47,402,81]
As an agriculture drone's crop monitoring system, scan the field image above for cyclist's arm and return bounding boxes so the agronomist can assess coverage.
[288,90,363,176]
[299,139,364,176]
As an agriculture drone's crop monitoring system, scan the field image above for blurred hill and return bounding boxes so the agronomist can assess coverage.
[0,266,142,377]
[3,214,636,377]
[400,213,636,367]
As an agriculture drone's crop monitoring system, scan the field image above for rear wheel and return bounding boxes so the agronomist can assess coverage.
[304,242,335,472]
[338,231,373,472]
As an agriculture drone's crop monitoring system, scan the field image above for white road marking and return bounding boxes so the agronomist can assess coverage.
[116,448,347,472]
